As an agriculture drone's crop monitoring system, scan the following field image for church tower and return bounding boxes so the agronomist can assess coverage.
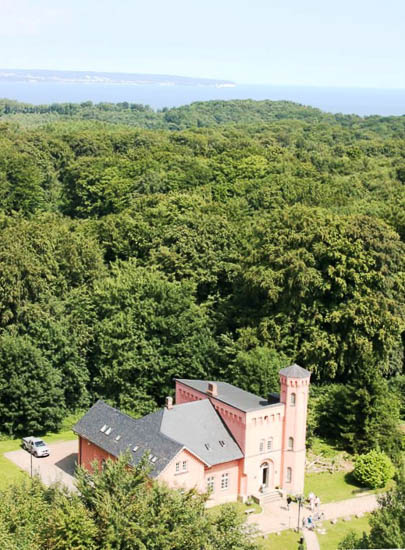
[279,364,311,494]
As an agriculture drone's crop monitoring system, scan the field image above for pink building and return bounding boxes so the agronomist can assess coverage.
[74,364,310,506]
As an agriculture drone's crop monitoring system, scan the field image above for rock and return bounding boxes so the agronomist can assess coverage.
[330,519,337,525]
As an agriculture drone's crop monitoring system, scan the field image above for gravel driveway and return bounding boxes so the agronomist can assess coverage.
[5,440,78,491]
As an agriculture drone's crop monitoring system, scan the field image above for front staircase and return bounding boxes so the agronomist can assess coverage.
[253,488,283,506]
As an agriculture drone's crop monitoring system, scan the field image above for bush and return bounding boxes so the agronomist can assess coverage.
[353,450,395,489]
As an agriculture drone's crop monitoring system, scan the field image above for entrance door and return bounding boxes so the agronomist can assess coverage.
[261,463,269,488]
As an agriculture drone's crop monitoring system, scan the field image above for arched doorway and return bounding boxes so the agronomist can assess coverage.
[260,461,273,490]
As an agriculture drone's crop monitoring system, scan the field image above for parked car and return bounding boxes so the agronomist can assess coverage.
[21,437,50,457]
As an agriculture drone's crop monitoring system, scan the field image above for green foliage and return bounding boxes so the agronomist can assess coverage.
[0,333,64,435]
[314,378,404,460]
[353,450,395,489]
[89,260,219,414]
[338,475,405,549]
[0,99,404,446]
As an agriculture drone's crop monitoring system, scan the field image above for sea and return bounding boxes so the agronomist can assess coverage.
[0,81,404,116]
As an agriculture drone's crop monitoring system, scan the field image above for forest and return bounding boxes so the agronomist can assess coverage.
[0,98,404,464]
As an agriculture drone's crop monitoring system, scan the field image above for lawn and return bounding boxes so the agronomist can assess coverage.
[304,470,367,503]
[0,415,79,491]
[207,500,262,518]
[318,514,371,550]
[305,470,395,504]
[259,529,302,550]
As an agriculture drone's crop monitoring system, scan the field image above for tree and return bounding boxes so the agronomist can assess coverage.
[353,450,395,489]
[238,206,405,383]
[0,333,65,435]
[89,260,219,415]
[338,474,405,549]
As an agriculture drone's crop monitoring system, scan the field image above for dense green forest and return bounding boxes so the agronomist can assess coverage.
[0,98,404,461]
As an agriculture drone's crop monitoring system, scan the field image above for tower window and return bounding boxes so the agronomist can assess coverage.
[286,467,292,483]
[290,393,296,406]
[267,437,273,451]
[259,439,265,453]
[288,437,294,450]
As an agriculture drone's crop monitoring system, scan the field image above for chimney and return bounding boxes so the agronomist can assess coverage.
[165,396,173,410]
[207,382,217,397]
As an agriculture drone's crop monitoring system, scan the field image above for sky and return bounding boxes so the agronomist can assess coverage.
[1,0,404,88]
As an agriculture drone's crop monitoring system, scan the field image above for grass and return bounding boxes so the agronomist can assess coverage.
[305,469,396,504]
[0,415,79,491]
[259,529,302,550]
[208,500,262,518]
[318,514,371,550]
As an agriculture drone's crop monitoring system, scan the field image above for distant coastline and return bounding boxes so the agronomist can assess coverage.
[0,68,236,88]
[0,70,404,116]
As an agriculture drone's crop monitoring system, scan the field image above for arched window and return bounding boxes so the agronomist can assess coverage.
[288,437,294,450]
[290,393,296,406]
[286,467,292,483]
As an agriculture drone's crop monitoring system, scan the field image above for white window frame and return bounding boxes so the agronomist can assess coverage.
[259,439,265,453]
[175,462,180,473]
[286,467,292,483]
[267,437,273,451]
[182,460,187,472]
[207,476,215,492]
[221,472,229,490]
[290,393,296,406]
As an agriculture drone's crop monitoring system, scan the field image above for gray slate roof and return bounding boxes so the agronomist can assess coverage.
[160,400,243,465]
[176,379,281,412]
[73,401,182,477]
[74,398,243,474]
[279,364,311,379]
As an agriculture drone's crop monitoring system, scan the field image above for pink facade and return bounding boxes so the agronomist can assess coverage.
[78,365,310,506]
[173,367,310,503]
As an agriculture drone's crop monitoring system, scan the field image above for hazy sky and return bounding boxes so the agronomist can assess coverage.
[1,0,404,88]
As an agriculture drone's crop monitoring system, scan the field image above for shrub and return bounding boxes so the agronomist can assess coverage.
[353,450,395,489]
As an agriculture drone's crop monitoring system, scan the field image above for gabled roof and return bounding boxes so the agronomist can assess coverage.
[74,398,243,475]
[160,400,243,466]
[73,401,182,477]
[279,364,311,379]
[176,379,281,412]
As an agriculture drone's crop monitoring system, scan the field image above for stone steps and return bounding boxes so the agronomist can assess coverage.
[258,489,282,505]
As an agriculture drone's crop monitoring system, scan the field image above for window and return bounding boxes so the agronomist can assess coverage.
[290,393,296,406]
[259,439,265,453]
[182,460,187,471]
[207,476,214,491]
[219,440,226,447]
[105,427,112,435]
[132,445,139,452]
[286,467,292,483]
[288,437,294,450]
[267,437,273,451]
[175,462,180,473]
[221,472,229,490]
[100,424,107,433]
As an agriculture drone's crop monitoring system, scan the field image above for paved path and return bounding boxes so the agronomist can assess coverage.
[5,440,78,491]
[248,493,378,535]
[304,529,320,550]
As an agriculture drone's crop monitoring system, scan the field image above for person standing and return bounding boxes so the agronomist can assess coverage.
[287,495,292,511]
[308,492,315,512]
[315,495,320,511]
